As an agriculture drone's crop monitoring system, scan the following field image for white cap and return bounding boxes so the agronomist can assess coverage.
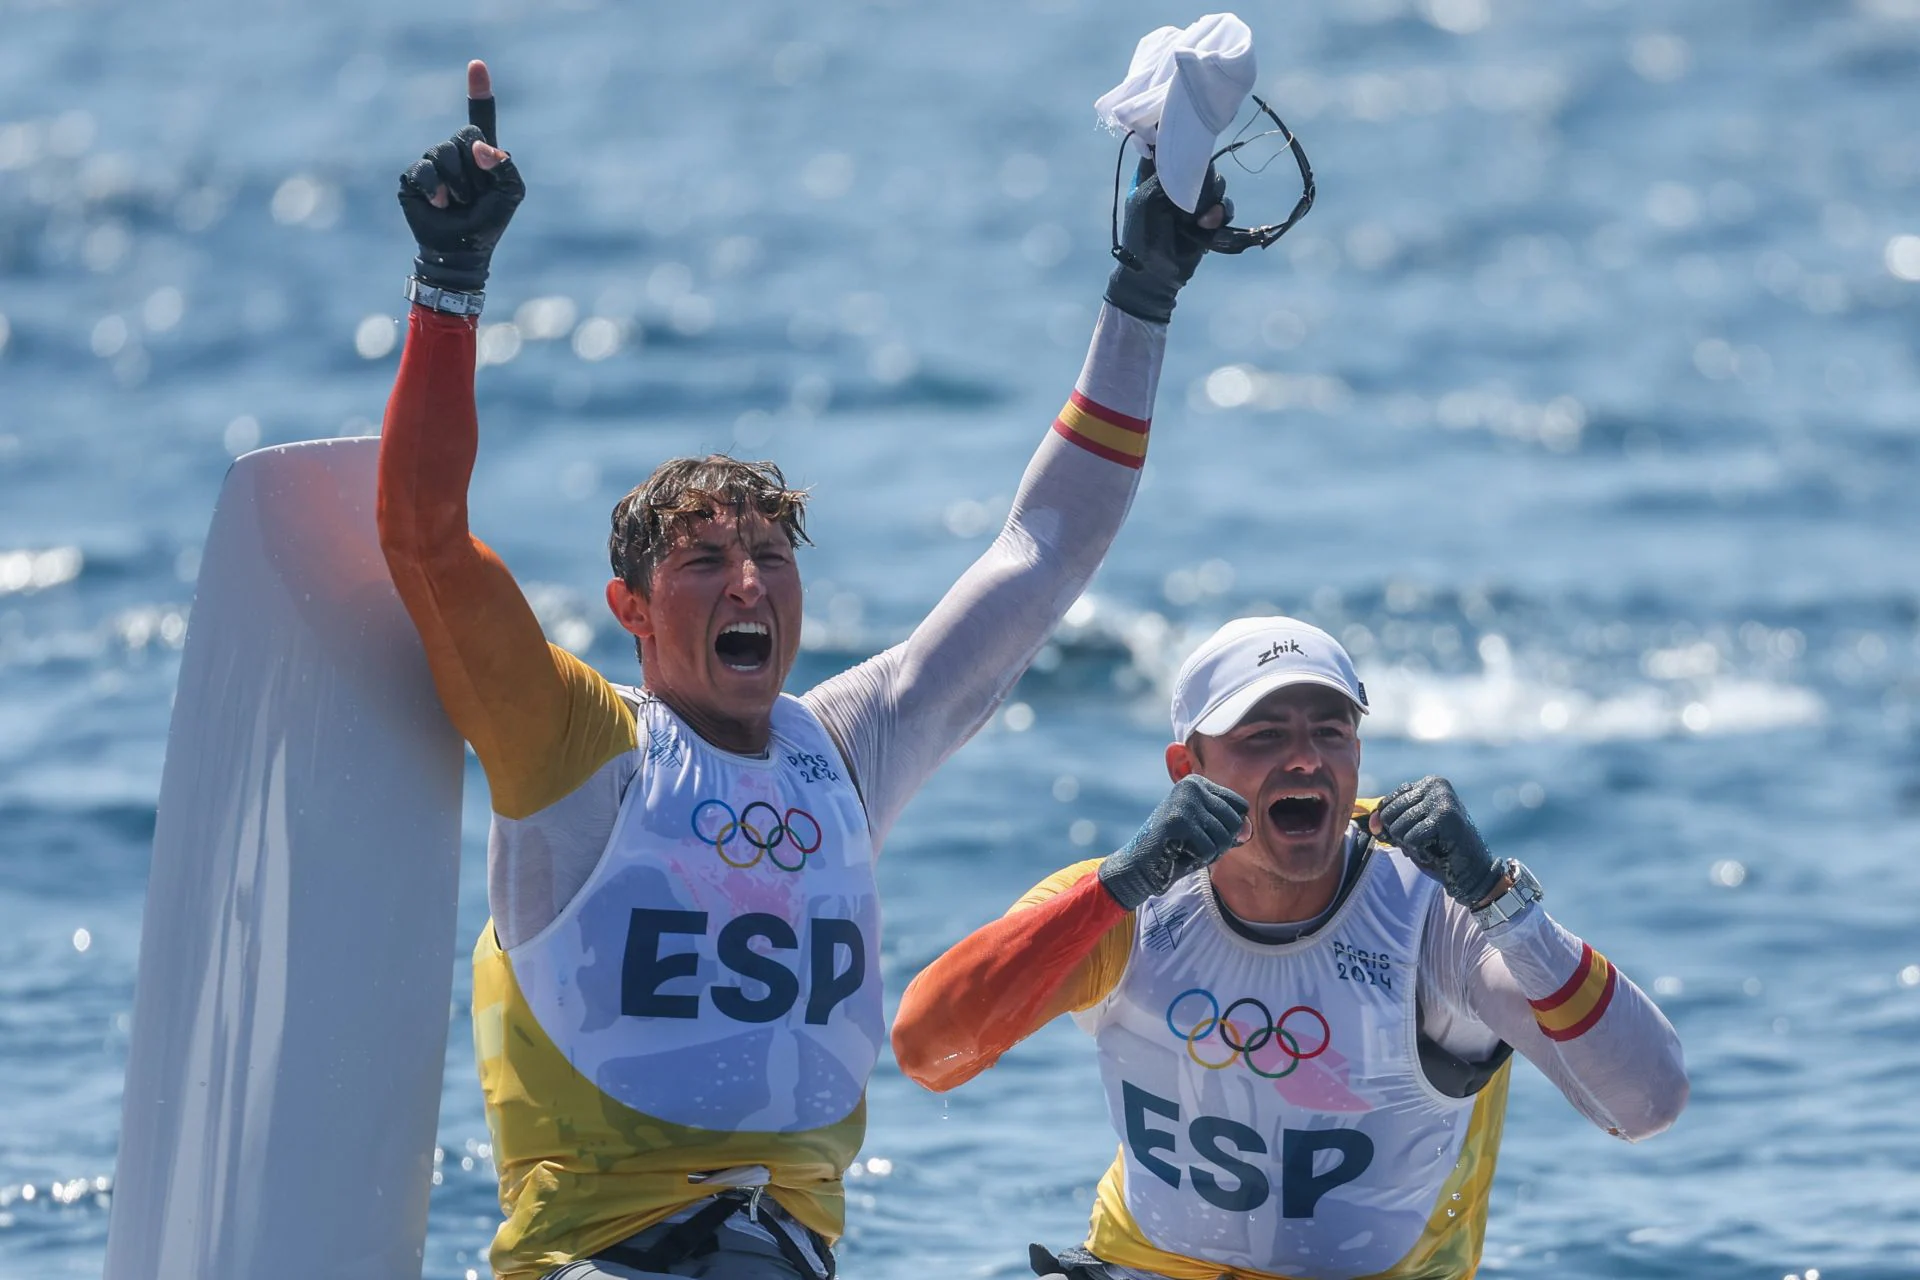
[1170,616,1368,742]
[1094,13,1258,214]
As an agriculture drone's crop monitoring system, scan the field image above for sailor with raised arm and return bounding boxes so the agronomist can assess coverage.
[378,55,1257,1280]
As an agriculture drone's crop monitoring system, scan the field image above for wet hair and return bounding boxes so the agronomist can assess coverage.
[608,455,811,658]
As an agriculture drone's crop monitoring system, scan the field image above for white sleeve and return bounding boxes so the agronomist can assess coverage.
[803,305,1166,849]
[1419,893,1689,1141]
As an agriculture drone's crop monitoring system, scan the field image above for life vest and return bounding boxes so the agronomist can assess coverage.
[1076,840,1508,1280]
[473,693,882,1278]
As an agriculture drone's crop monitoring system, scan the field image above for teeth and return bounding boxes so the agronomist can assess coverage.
[718,620,770,672]
[1275,792,1321,802]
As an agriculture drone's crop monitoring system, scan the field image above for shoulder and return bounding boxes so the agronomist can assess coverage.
[553,653,639,728]
[1009,858,1108,913]
[484,648,637,820]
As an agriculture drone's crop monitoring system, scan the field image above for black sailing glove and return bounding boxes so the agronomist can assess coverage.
[397,92,524,292]
[1098,776,1249,911]
[1370,776,1505,908]
[1104,158,1233,325]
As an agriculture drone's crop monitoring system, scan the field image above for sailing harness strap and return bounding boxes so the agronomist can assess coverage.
[591,1189,836,1279]
[1030,1243,1157,1280]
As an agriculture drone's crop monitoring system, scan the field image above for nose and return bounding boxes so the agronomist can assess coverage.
[1276,730,1321,773]
[727,555,764,604]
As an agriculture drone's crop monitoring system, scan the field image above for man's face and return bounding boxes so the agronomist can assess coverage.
[1169,684,1362,888]
[606,509,803,739]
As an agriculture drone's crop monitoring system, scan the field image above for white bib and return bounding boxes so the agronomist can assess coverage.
[505,693,883,1133]
[1078,840,1477,1280]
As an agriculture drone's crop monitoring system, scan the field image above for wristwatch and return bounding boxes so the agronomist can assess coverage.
[405,277,485,317]
[1471,859,1543,931]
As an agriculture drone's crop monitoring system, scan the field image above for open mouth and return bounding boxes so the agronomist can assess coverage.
[1267,794,1329,838]
[714,621,773,671]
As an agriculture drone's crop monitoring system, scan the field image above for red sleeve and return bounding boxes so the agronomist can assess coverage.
[892,868,1130,1092]
[376,306,605,818]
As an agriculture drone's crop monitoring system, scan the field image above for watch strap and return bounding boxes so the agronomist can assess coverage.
[1471,858,1543,930]
[405,277,485,317]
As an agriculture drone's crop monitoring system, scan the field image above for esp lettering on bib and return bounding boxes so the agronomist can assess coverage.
[621,908,865,1026]
[1121,1080,1374,1217]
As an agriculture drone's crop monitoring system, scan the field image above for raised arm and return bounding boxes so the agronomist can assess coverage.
[808,166,1234,843]
[378,64,630,822]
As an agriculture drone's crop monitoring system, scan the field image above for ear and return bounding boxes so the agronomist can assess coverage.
[1165,741,1195,782]
[606,577,653,641]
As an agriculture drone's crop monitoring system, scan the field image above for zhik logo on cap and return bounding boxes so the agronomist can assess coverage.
[1256,639,1303,666]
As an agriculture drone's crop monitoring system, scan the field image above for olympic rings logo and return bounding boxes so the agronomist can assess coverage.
[1164,988,1331,1079]
[690,799,823,872]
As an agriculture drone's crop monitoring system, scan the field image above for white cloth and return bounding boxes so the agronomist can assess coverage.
[1094,13,1257,213]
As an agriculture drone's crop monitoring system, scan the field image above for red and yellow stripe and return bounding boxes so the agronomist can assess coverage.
[1528,943,1617,1042]
[1053,390,1149,469]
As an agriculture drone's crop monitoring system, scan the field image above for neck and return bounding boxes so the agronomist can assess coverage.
[647,683,772,755]
[1208,836,1349,925]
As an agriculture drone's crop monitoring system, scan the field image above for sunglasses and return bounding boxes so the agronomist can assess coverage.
[1110,93,1317,266]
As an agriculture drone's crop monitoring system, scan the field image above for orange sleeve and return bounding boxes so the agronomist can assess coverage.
[892,859,1134,1093]
[376,306,634,819]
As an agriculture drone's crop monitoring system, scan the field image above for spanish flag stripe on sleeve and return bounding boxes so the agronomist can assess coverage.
[1068,389,1149,433]
[1054,391,1149,469]
[1546,965,1617,1042]
[1527,942,1617,1042]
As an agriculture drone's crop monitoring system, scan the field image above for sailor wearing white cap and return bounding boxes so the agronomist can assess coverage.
[894,616,1691,1280]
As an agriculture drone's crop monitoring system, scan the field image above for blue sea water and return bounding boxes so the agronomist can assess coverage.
[3,0,1919,1275]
